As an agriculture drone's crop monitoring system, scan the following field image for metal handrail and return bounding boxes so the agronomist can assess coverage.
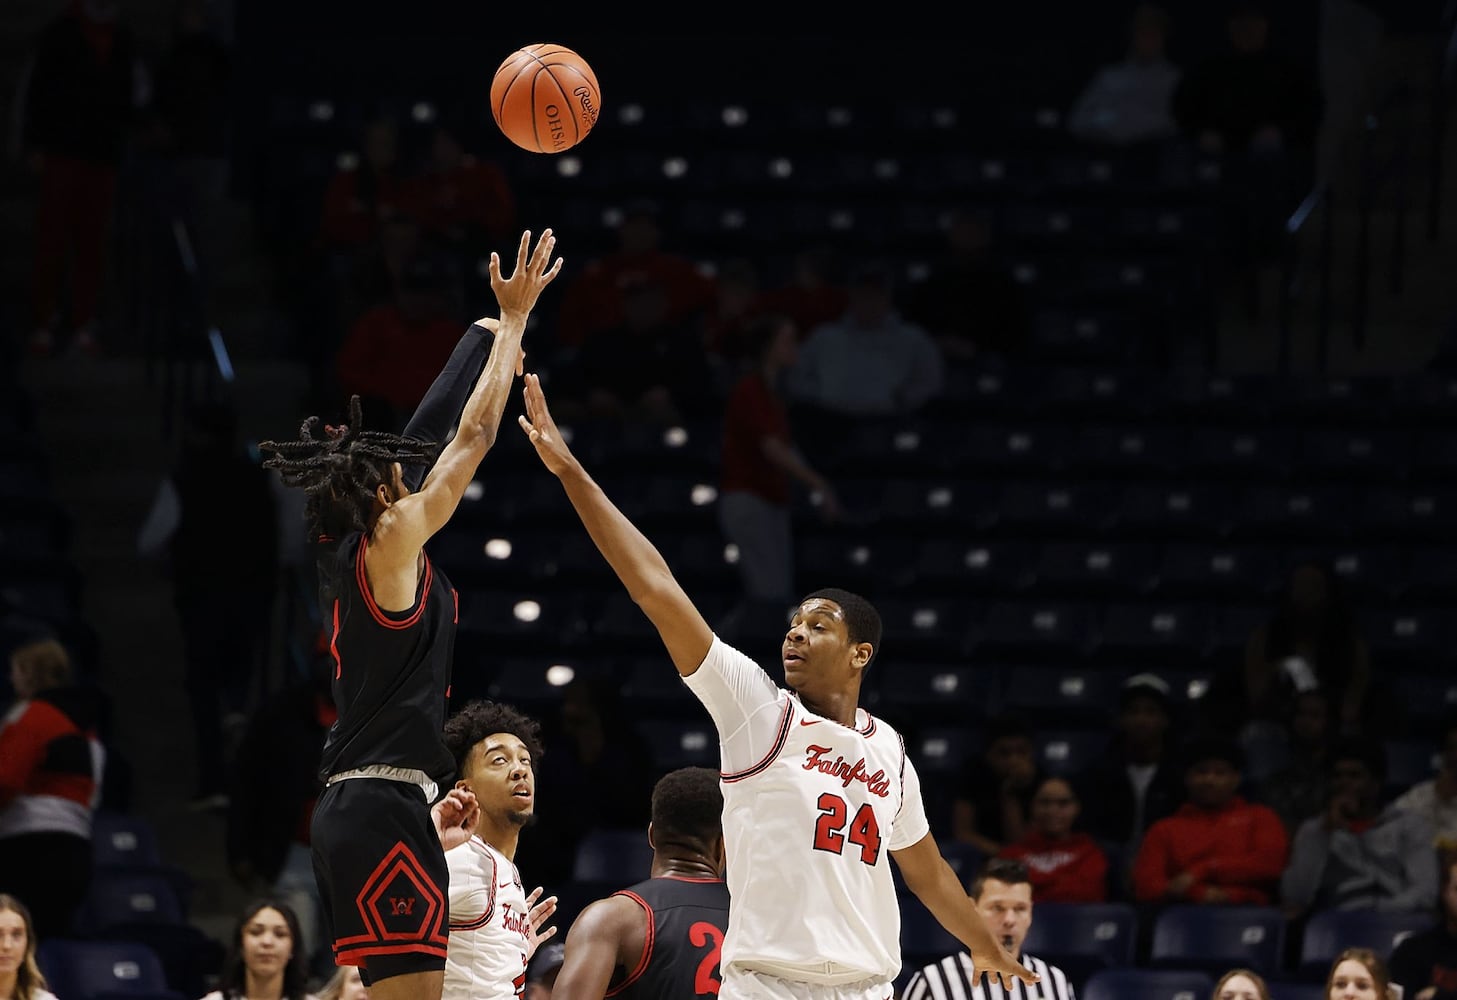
[1277,183,1334,373]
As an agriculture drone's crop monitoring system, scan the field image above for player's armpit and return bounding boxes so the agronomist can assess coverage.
[551,896,643,1000]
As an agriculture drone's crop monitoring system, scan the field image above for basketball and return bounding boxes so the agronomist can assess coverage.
[491,43,601,154]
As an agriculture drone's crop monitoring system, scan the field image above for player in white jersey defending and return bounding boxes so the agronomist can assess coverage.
[903,858,1077,1000]
[441,700,558,999]
[516,373,1037,1000]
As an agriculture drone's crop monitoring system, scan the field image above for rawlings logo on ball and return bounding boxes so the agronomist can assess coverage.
[491,43,601,154]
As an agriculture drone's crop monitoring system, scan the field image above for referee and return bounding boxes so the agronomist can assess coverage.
[902,858,1078,1000]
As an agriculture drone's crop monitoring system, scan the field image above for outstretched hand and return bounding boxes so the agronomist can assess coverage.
[517,373,578,477]
[975,946,1040,992]
[431,787,480,852]
[523,886,558,962]
[489,229,563,318]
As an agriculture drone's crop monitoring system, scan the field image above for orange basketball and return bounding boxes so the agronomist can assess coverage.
[491,43,601,154]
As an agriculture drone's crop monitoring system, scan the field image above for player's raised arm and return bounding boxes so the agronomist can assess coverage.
[373,230,561,563]
[397,315,501,494]
[518,373,713,676]
[892,833,1040,993]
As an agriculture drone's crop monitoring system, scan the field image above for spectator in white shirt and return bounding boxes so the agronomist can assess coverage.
[1067,4,1182,146]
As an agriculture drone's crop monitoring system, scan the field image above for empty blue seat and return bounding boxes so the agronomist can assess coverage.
[1095,603,1213,663]
[875,664,998,724]
[1002,666,1118,727]
[1083,968,1213,1000]
[637,718,717,771]
[1023,901,1138,968]
[899,893,964,969]
[92,811,161,868]
[990,481,1117,537]
[1149,904,1286,975]
[572,829,654,884]
[37,939,183,1000]
[1295,428,1410,482]
[1384,740,1439,793]
[910,539,1037,593]
[1230,486,1353,542]
[1032,542,1158,598]
[1111,483,1236,539]
[1269,983,1326,1000]
[76,869,187,937]
[876,598,972,659]
[970,602,1099,662]
[1181,427,1298,481]
[1034,729,1108,778]
[911,727,978,776]
[1155,544,1280,601]
[1361,608,1449,668]
[1299,909,1436,976]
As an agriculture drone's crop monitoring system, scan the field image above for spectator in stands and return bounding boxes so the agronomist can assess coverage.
[1388,848,1457,1000]
[1324,947,1394,1000]
[1210,561,1386,739]
[718,314,840,624]
[1067,4,1183,147]
[998,775,1109,903]
[1132,734,1288,905]
[554,200,717,350]
[787,260,944,417]
[201,898,316,1000]
[700,257,766,365]
[320,115,406,250]
[1212,968,1271,1000]
[1076,673,1184,854]
[515,678,655,888]
[405,122,517,254]
[903,208,1030,366]
[562,270,716,425]
[150,0,232,279]
[1392,711,1457,849]
[1258,688,1335,835]
[335,253,468,432]
[0,638,102,940]
[137,399,278,808]
[753,244,849,340]
[952,713,1042,856]
[901,858,1078,1000]
[0,895,55,1000]
[1282,736,1439,917]
[1171,1,1322,267]
[22,0,142,357]
[316,966,365,1000]
[226,653,333,978]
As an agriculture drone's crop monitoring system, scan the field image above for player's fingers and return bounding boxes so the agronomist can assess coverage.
[515,229,532,273]
[487,251,501,284]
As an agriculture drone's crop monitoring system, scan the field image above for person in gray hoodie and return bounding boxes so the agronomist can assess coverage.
[1281,735,1439,917]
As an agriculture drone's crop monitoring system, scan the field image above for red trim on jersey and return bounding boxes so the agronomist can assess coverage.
[449,842,497,931]
[333,942,449,963]
[451,588,459,624]
[722,699,792,784]
[858,712,876,737]
[356,536,433,630]
[330,600,342,679]
[606,890,654,997]
[661,876,726,883]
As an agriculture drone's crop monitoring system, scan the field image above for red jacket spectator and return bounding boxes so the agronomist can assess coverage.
[405,126,516,248]
[320,117,406,248]
[1000,831,1109,903]
[1133,797,1288,904]
[1134,734,1289,904]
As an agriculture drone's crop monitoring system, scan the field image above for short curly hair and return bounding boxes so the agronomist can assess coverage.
[443,700,545,777]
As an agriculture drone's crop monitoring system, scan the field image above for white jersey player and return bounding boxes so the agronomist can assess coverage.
[517,372,1039,1000]
[441,700,558,1000]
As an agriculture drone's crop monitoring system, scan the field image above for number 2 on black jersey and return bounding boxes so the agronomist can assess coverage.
[812,791,883,864]
[689,920,724,995]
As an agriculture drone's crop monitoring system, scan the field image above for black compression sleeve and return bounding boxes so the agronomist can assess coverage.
[400,322,492,492]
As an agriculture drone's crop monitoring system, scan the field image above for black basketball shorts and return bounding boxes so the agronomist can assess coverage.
[311,777,449,984]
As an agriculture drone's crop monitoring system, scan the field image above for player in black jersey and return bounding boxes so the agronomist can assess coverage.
[552,767,731,1000]
[259,230,562,1000]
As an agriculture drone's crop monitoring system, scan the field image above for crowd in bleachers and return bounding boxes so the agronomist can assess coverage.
[6,1,1456,999]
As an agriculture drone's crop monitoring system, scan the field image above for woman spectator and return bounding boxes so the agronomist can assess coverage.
[1212,968,1271,1000]
[201,899,316,1000]
[0,895,57,1000]
[998,776,1109,902]
[315,966,366,1000]
[1325,948,1395,1000]
[1389,850,1457,1000]
[0,639,103,939]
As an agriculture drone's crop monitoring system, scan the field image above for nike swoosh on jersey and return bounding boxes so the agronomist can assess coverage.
[798,719,821,726]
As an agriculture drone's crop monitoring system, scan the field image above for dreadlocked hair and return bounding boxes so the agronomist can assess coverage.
[259,395,438,539]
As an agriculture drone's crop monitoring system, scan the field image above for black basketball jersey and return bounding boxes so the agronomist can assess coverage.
[316,531,457,788]
[607,876,731,1000]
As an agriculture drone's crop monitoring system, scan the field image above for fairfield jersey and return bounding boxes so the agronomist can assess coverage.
[683,636,931,987]
[444,837,532,1000]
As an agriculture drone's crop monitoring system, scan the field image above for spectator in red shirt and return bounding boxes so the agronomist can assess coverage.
[754,244,849,341]
[335,253,465,431]
[554,200,717,349]
[0,638,103,939]
[717,314,840,623]
[1133,734,1289,905]
[405,123,517,253]
[319,116,406,250]
[1000,776,1109,903]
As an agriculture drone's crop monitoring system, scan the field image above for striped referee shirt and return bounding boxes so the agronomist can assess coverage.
[902,952,1075,1000]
